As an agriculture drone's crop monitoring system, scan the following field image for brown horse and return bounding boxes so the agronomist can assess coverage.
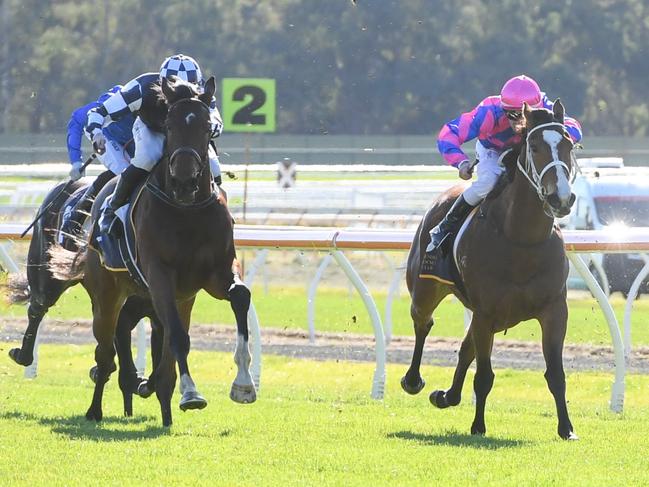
[51,76,256,426]
[8,178,160,416]
[402,101,578,440]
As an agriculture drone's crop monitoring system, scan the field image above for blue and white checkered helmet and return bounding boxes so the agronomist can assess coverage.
[159,54,203,86]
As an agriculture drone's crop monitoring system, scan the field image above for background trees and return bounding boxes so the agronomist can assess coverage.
[1,0,647,136]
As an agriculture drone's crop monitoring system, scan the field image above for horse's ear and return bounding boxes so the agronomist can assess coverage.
[522,101,532,120]
[553,98,565,124]
[200,76,216,105]
[161,77,175,101]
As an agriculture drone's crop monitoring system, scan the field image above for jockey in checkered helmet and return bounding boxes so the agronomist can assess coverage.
[90,53,225,237]
[159,54,204,87]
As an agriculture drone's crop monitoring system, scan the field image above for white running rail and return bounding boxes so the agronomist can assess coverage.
[3,224,649,409]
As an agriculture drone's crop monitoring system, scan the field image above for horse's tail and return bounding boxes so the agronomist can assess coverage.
[47,244,87,281]
[5,273,30,304]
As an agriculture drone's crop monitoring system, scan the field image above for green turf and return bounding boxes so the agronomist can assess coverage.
[2,283,647,348]
[0,344,648,486]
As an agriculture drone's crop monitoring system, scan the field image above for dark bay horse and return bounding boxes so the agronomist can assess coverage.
[7,176,159,417]
[402,101,578,440]
[51,76,256,426]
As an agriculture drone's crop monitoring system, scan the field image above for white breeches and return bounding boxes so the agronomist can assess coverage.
[130,117,221,177]
[462,140,506,206]
[97,135,130,175]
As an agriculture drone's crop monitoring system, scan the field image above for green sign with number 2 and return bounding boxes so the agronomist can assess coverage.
[222,78,276,133]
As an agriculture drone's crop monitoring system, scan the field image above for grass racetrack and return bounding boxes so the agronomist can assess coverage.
[2,283,648,347]
[1,345,649,486]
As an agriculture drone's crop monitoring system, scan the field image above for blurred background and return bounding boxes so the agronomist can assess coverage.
[1,0,648,348]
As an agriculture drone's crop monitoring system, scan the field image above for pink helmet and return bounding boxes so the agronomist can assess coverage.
[500,75,542,110]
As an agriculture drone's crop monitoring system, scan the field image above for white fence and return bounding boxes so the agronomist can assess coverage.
[3,224,649,412]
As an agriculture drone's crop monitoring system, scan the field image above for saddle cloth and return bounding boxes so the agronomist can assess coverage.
[90,185,149,289]
[418,207,479,301]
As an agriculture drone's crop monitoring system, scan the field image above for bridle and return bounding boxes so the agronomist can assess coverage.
[147,96,215,208]
[166,97,211,176]
[517,121,576,203]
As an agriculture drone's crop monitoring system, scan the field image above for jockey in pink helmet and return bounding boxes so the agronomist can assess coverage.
[420,75,582,277]
[500,75,543,110]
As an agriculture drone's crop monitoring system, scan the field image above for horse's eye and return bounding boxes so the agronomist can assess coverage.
[530,144,538,153]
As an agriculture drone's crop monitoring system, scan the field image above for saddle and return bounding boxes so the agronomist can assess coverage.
[58,185,91,249]
[89,183,149,288]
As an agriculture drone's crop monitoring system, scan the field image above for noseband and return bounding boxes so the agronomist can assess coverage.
[517,122,575,202]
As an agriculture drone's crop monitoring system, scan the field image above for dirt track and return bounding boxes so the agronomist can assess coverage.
[2,317,649,374]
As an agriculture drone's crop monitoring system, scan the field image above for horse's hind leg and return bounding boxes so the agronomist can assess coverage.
[469,317,495,436]
[86,302,120,422]
[430,326,475,409]
[401,283,447,395]
[539,300,577,440]
[154,331,177,427]
[227,277,256,404]
[176,296,207,412]
[114,296,154,417]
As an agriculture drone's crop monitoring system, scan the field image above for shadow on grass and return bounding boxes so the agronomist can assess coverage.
[1,411,169,441]
[387,430,529,449]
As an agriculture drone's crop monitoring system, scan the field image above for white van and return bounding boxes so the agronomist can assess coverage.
[562,157,649,296]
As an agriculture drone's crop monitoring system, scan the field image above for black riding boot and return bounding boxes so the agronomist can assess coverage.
[61,170,117,248]
[419,194,475,277]
[100,165,149,235]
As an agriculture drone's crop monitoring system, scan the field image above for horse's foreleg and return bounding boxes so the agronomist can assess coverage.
[9,271,69,367]
[540,300,577,440]
[470,319,495,436]
[430,328,475,408]
[401,285,445,395]
[9,301,49,366]
[227,277,256,404]
[176,296,207,412]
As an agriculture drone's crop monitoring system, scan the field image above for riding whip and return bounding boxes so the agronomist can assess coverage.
[20,153,97,238]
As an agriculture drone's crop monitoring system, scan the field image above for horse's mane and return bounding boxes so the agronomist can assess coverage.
[139,77,202,132]
[484,143,522,201]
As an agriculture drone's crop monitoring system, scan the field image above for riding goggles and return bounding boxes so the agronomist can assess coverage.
[505,110,523,121]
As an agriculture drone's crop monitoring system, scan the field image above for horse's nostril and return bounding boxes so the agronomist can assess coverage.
[569,192,576,208]
[546,193,561,209]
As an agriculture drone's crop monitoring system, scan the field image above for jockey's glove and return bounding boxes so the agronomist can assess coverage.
[458,160,474,180]
[92,132,106,155]
[69,161,85,181]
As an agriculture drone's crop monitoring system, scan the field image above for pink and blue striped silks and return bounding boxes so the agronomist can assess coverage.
[437,95,583,167]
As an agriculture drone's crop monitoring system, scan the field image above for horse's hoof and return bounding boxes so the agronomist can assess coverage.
[89,366,98,384]
[8,348,33,367]
[136,379,154,398]
[85,407,102,422]
[561,431,579,441]
[230,382,257,404]
[400,375,425,395]
[429,390,449,409]
[470,422,486,436]
[89,365,114,384]
[179,391,207,411]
